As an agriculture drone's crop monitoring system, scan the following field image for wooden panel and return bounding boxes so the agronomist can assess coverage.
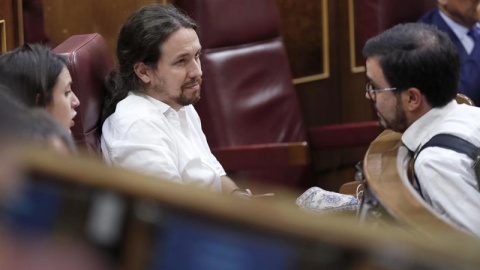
[42,0,169,60]
[0,20,6,53]
[276,0,325,79]
[21,147,480,270]
[0,0,23,52]
[276,0,376,190]
[277,0,340,128]
[338,0,374,123]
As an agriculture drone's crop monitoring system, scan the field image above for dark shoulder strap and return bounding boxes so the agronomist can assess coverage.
[414,133,480,195]
[417,134,479,160]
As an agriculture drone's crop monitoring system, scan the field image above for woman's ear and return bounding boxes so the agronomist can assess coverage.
[133,62,151,84]
[35,93,42,106]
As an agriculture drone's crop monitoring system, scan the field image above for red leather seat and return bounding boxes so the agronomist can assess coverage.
[178,0,310,188]
[53,34,113,155]
[177,0,381,189]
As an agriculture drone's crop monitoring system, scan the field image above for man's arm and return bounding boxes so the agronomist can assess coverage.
[221,175,240,195]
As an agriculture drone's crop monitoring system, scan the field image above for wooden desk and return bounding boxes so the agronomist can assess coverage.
[14,147,480,269]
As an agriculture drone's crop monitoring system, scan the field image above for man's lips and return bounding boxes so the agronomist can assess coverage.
[183,83,200,90]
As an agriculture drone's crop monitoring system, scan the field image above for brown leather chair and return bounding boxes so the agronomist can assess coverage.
[177,0,381,189]
[53,33,113,155]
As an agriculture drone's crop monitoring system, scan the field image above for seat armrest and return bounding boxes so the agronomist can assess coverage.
[212,142,309,170]
[308,121,381,149]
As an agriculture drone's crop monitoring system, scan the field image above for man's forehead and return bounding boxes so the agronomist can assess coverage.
[161,28,201,57]
[365,57,380,76]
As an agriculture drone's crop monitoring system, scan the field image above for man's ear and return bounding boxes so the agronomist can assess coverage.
[403,87,423,111]
[133,62,151,84]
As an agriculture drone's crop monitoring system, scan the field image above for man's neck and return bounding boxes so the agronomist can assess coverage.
[438,6,476,28]
[143,88,183,111]
[407,101,432,128]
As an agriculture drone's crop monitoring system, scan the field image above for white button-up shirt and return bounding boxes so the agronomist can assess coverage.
[402,100,480,236]
[101,91,224,192]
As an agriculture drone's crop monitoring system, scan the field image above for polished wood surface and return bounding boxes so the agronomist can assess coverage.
[363,130,468,238]
[0,0,23,52]
[41,0,167,60]
[19,146,480,269]
[456,93,475,106]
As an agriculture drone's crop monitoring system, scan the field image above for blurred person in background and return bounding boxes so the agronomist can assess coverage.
[0,87,112,270]
[419,0,480,105]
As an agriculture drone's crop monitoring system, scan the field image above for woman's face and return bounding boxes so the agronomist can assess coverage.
[45,67,80,131]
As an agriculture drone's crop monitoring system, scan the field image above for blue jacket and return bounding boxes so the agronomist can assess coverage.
[419,8,480,106]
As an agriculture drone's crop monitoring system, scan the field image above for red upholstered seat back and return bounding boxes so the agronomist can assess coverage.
[53,34,113,155]
[176,0,309,188]
[178,0,306,148]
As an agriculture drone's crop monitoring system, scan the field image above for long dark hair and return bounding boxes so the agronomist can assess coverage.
[0,44,67,107]
[104,4,197,118]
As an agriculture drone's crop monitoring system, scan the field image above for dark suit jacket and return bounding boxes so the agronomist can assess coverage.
[419,8,480,106]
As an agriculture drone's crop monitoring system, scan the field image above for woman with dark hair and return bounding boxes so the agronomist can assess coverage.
[0,44,80,131]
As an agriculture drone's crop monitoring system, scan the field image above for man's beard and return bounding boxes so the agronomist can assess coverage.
[376,98,408,133]
[176,77,202,106]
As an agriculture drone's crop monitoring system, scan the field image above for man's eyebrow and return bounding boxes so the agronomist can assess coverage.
[171,47,202,61]
[173,53,189,60]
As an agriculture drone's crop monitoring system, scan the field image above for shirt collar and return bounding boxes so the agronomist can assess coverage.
[438,9,470,39]
[402,100,457,152]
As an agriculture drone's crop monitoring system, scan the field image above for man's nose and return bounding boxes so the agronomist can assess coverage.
[188,59,202,78]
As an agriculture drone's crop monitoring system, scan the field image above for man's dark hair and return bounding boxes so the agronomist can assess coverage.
[363,23,459,107]
[104,4,198,118]
[0,44,67,107]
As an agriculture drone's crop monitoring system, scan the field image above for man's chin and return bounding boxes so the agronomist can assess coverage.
[177,92,201,106]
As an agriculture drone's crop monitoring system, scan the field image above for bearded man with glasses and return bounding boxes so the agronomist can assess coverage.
[363,23,480,237]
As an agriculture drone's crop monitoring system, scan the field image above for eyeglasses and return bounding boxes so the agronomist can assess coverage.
[366,81,397,100]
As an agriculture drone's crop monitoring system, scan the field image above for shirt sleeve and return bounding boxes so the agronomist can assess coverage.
[415,147,480,236]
